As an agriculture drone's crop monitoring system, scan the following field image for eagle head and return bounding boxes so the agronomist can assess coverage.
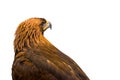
[14,18,52,53]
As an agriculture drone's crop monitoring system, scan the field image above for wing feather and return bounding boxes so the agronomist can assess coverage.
[25,49,89,80]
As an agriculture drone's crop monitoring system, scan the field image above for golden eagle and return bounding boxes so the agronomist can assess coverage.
[12,18,89,80]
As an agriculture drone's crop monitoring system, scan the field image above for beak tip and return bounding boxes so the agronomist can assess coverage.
[49,22,52,30]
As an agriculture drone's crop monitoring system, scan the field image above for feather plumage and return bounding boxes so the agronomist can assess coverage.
[12,18,89,80]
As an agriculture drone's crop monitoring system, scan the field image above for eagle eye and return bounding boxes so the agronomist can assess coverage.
[40,18,46,26]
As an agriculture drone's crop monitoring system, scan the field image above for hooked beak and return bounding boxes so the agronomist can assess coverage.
[43,21,52,32]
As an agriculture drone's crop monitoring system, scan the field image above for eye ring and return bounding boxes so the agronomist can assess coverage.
[40,22,46,26]
[40,18,46,26]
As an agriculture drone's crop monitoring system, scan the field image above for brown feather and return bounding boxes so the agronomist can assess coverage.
[12,17,89,80]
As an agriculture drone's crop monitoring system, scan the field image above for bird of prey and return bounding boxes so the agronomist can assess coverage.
[12,18,89,80]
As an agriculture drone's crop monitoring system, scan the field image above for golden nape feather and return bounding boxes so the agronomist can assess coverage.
[12,17,89,80]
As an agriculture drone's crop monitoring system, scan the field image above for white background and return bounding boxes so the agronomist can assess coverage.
[0,0,120,80]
